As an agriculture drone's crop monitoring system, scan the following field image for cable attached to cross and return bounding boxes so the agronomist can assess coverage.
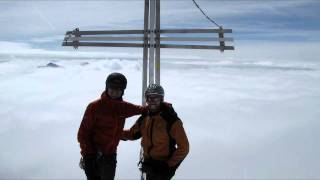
[191,0,222,28]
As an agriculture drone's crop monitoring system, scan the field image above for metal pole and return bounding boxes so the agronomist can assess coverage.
[160,44,234,50]
[142,0,149,105]
[62,42,144,48]
[66,29,144,35]
[160,28,232,33]
[140,1,150,180]
[64,28,232,35]
[148,0,156,85]
[219,26,225,52]
[155,0,160,84]
[65,36,234,42]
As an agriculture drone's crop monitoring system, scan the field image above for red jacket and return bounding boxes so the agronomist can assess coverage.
[77,92,146,156]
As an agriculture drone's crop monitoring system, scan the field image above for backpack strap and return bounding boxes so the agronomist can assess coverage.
[160,103,180,158]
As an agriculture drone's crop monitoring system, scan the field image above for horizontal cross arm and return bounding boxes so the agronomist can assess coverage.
[66,30,144,35]
[64,36,234,42]
[161,37,233,42]
[66,36,144,41]
[62,42,144,48]
[160,44,235,50]
[65,29,232,36]
[160,29,232,34]
[62,41,234,50]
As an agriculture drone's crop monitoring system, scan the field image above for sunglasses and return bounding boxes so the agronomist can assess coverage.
[146,96,162,102]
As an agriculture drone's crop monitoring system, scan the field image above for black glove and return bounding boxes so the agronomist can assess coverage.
[154,161,170,173]
[141,159,152,173]
[82,154,97,176]
[142,159,170,174]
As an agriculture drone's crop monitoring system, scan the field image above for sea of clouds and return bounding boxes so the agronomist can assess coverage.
[0,41,320,179]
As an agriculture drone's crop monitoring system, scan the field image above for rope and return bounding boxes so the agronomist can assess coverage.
[191,0,221,28]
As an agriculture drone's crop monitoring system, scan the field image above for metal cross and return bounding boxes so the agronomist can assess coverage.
[62,0,234,104]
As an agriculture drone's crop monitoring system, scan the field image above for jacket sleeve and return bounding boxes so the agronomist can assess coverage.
[118,101,147,118]
[167,120,190,167]
[77,103,96,156]
[122,116,143,140]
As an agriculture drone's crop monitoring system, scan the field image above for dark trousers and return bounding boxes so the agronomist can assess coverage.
[142,159,177,180]
[84,153,117,180]
[146,172,174,180]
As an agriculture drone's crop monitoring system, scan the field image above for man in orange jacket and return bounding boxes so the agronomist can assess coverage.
[122,84,189,180]
[78,72,146,180]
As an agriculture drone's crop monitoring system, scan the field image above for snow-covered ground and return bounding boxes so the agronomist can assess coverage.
[0,43,320,179]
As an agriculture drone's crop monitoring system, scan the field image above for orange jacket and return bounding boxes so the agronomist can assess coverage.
[122,103,189,167]
[77,92,146,156]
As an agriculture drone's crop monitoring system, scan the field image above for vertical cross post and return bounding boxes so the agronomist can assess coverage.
[144,0,161,103]
[142,0,149,105]
[155,0,161,84]
[148,0,156,85]
[219,26,225,52]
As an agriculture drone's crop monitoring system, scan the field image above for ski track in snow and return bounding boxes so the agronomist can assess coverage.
[0,54,320,179]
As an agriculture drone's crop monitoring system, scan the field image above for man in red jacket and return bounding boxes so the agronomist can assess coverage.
[78,72,146,180]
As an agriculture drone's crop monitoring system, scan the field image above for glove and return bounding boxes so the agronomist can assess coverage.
[82,154,97,176]
[154,161,170,173]
[142,159,170,174]
[141,159,152,173]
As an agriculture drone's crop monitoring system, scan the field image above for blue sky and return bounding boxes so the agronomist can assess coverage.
[0,0,319,50]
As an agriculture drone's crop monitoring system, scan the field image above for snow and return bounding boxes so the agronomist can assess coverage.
[0,43,320,179]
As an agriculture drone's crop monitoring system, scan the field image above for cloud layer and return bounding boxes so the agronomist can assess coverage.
[0,40,320,178]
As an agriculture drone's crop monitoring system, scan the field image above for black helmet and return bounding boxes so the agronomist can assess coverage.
[105,72,127,90]
[145,84,164,99]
